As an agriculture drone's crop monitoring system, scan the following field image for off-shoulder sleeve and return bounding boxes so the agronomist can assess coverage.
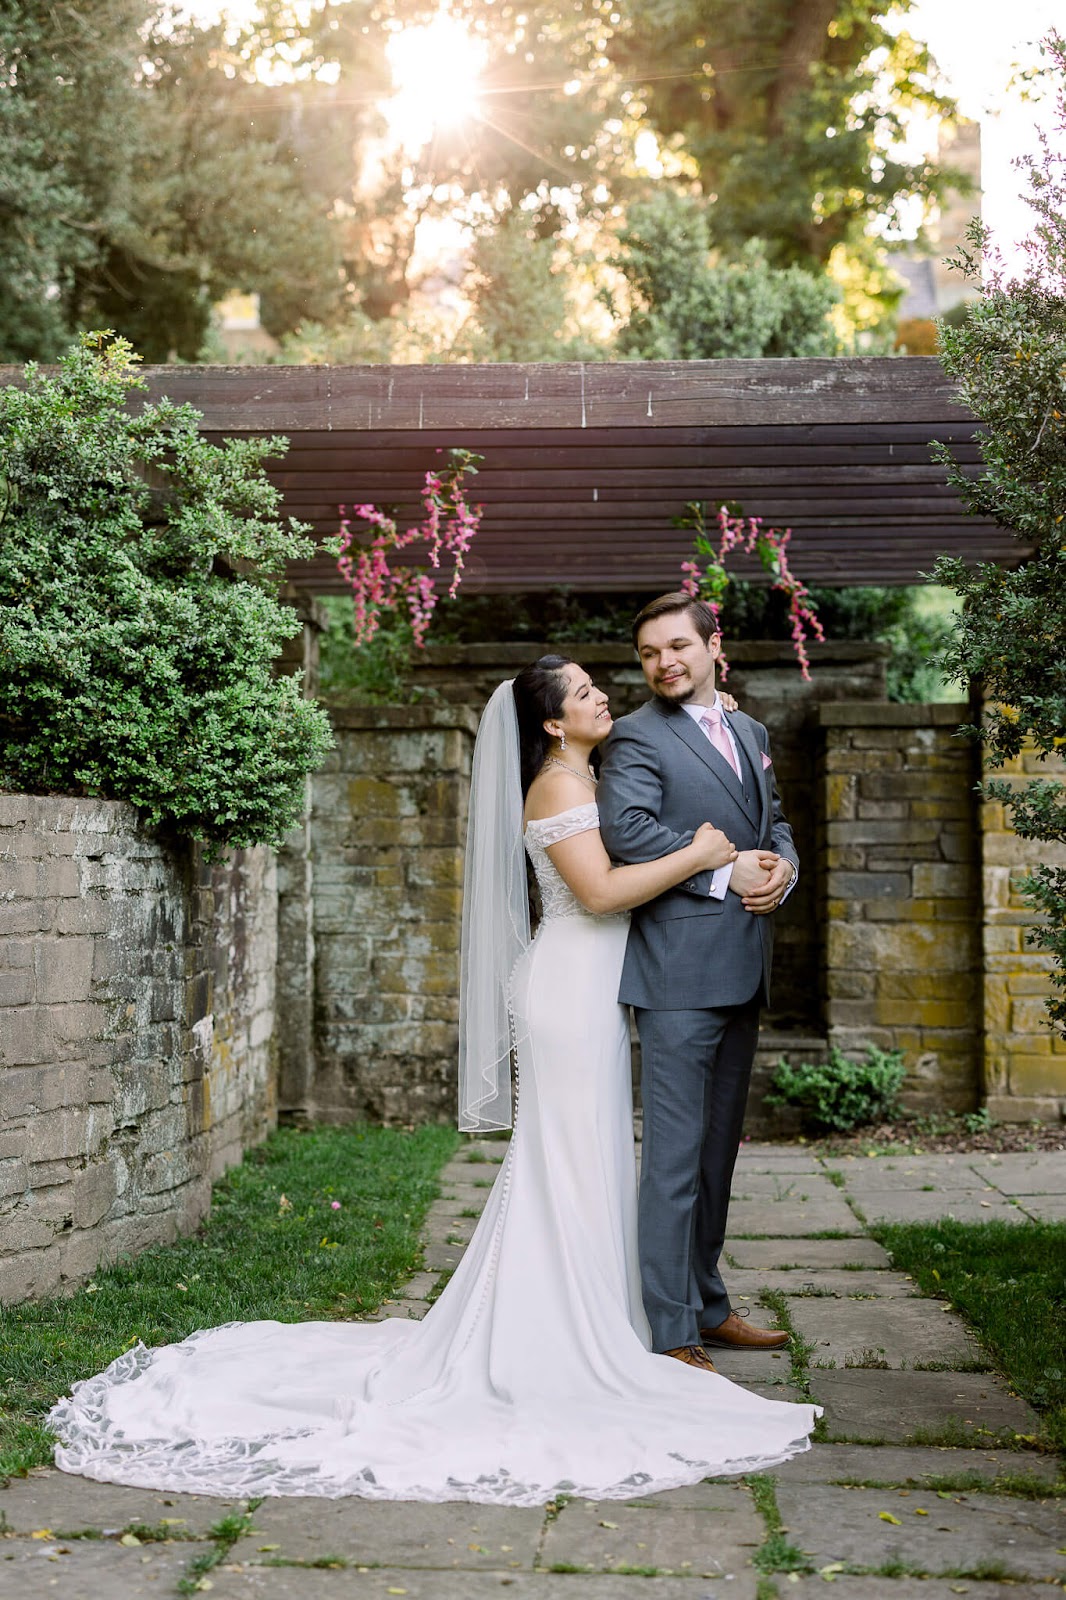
[524,801,600,848]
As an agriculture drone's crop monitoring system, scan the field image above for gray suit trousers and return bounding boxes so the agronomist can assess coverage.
[636,998,760,1351]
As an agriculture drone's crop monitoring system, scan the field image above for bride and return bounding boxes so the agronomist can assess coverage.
[49,656,819,1505]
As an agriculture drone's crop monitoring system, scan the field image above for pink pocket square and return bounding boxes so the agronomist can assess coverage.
[761,752,773,770]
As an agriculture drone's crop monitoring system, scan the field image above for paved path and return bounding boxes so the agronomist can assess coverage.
[2,1143,1063,1598]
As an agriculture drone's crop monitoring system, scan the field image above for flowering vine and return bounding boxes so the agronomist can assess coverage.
[337,448,484,648]
[678,501,824,680]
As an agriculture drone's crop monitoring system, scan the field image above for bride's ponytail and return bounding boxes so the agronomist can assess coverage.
[512,654,574,796]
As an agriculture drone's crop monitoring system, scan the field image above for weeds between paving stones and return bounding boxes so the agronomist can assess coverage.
[746,1474,810,1577]
[873,1219,1066,1456]
[834,1469,1064,1498]
[0,1124,457,1481]
[177,1502,262,1595]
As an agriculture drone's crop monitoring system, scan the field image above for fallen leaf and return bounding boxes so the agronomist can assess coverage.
[599,1520,619,1529]
[159,1518,186,1527]
[468,1543,486,1552]
[878,1512,902,1524]
[915,1508,929,1516]
[30,1530,53,1540]
[119,1533,142,1547]
[258,1544,280,1552]
[386,1590,408,1596]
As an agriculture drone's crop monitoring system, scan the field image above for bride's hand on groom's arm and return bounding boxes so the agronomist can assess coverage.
[692,823,738,871]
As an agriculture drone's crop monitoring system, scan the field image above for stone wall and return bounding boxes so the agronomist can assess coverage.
[0,798,277,1303]
[298,704,478,1126]
[981,746,1066,1122]
[817,703,983,1112]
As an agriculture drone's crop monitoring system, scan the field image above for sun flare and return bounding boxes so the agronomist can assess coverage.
[383,12,487,153]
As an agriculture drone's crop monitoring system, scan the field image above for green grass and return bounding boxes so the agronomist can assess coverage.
[0,1122,458,1481]
[872,1218,1066,1455]
[746,1473,811,1575]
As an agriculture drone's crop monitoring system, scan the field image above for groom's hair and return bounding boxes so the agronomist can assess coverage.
[631,592,721,650]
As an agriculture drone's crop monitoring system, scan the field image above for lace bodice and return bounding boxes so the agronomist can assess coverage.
[524,801,602,922]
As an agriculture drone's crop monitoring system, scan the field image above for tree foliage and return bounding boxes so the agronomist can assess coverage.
[932,34,1066,1028]
[0,3,344,361]
[0,336,333,850]
[612,191,839,358]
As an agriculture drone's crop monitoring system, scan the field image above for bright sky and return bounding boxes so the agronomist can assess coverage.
[904,0,1062,267]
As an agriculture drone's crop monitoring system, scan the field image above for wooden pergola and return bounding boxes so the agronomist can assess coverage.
[9,356,1015,590]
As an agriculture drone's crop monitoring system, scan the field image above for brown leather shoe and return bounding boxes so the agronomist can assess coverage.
[700,1311,790,1350]
[662,1344,718,1373]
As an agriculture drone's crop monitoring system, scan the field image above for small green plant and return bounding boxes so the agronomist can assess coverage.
[766,1045,906,1133]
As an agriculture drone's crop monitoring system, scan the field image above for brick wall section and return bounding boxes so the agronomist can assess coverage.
[0,798,277,1304]
[981,745,1066,1121]
[307,704,478,1126]
[816,703,983,1113]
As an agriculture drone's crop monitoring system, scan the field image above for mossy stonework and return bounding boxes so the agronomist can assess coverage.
[980,742,1066,1121]
[0,797,277,1304]
[818,703,1066,1121]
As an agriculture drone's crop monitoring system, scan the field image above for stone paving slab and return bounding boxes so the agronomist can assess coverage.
[0,1470,246,1536]
[729,1173,842,1200]
[744,1381,809,1405]
[824,1156,986,1190]
[1017,1193,1066,1221]
[420,1241,465,1272]
[773,1442,1062,1486]
[0,1536,214,1599]
[775,1482,1066,1581]
[734,1145,827,1172]
[970,1152,1066,1192]
[848,1190,1029,1224]
[808,1369,1041,1444]
[729,1269,919,1301]
[705,1346,791,1383]
[725,1238,892,1269]
[539,1486,761,1584]
[783,1579,1054,1600]
[241,1500,544,1570]
[211,1568,745,1599]
[793,1297,983,1372]
[727,1195,862,1236]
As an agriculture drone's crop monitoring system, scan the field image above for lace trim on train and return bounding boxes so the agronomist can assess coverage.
[49,1338,815,1504]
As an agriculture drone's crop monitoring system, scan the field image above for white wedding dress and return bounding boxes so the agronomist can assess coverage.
[50,802,818,1504]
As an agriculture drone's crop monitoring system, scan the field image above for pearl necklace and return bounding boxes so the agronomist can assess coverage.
[543,755,597,788]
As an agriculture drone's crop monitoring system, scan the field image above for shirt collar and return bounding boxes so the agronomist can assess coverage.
[681,692,723,723]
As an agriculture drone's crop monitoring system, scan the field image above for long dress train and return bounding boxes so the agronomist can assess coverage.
[49,802,818,1505]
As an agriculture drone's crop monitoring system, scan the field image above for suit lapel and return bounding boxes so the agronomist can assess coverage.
[657,702,750,811]
[726,714,767,831]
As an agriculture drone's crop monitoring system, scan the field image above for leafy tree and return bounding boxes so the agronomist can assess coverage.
[611,191,839,358]
[0,1,147,361]
[606,1,958,283]
[0,3,344,362]
[932,34,1066,1028]
[0,336,333,851]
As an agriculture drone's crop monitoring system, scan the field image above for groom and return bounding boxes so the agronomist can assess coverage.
[597,593,798,1372]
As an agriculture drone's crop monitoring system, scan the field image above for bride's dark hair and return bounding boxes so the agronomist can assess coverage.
[512,654,575,796]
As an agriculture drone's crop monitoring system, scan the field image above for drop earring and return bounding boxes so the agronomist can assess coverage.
[559,730,567,751]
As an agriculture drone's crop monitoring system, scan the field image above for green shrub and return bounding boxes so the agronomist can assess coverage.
[766,1044,907,1133]
[0,334,333,851]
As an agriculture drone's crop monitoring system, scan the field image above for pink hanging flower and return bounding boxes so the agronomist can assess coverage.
[337,451,484,652]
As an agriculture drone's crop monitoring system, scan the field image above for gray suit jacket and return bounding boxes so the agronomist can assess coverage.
[597,698,798,1011]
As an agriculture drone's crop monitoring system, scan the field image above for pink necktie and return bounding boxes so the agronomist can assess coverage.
[700,707,740,777]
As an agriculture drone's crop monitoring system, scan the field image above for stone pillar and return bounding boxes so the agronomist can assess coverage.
[308,704,478,1125]
[817,703,982,1112]
[981,744,1066,1122]
[275,590,328,1124]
